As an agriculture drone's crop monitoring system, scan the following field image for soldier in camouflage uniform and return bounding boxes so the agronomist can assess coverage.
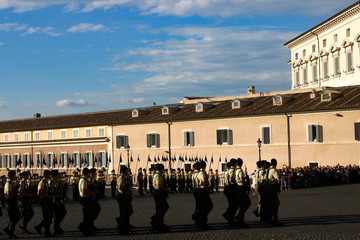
[110,170,117,197]
[71,171,80,201]
[116,165,133,235]
[18,171,34,234]
[49,170,67,235]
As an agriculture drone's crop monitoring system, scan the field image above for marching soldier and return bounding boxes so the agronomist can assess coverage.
[116,165,133,235]
[71,171,80,201]
[208,169,215,193]
[234,158,251,228]
[78,168,95,236]
[170,169,176,193]
[97,170,106,198]
[253,160,266,220]
[89,168,101,232]
[265,158,283,226]
[35,170,53,237]
[148,169,154,194]
[223,160,236,225]
[18,171,34,234]
[50,170,67,235]
[196,161,213,230]
[150,164,169,233]
[110,169,117,197]
[0,175,6,207]
[214,170,219,192]
[191,163,200,225]
[137,168,144,196]
[143,169,148,193]
[184,170,190,193]
[3,170,21,239]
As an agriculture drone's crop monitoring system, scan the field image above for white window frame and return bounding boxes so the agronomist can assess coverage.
[116,135,128,149]
[147,133,160,148]
[73,129,79,139]
[216,129,232,145]
[35,152,42,168]
[85,151,93,168]
[307,124,323,143]
[323,60,329,79]
[4,154,11,168]
[13,153,20,168]
[14,133,19,142]
[47,130,53,140]
[183,131,195,147]
[98,127,105,137]
[85,128,92,138]
[261,126,271,144]
[346,51,353,72]
[59,152,68,168]
[303,67,308,85]
[34,131,41,141]
[24,132,30,141]
[47,152,55,168]
[4,134,10,142]
[334,55,340,76]
[23,153,30,168]
[60,129,67,139]
[73,152,80,168]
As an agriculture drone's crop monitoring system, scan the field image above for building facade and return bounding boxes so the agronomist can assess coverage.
[285,1,360,89]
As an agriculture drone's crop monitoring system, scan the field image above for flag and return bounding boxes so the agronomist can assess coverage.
[59,156,62,165]
[205,155,208,162]
[109,155,111,163]
[225,157,228,162]
[185,155,188,161]
[173,156,176,162]
[24,156,28,167]
[119,154,122,163]
[42,157,46,165]
[130,155,133,162]
[219,155,221,162]
[54,156,58,165]
[154,156,157,162]
[211,155,214,163]
[137,156,140,162]
[195,156,198,162]
[179,155,184,162]
[165,156,168,162]
[157,156,160,162]
[30,156,34,166]
[148,155,151,162]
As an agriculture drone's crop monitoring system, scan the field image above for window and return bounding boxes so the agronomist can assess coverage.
[24,132,30,141]
[323,61,329,78]
[3,154,10,168]
[13,154,20,168]
[162,107,168,115]
[312,65,317,82]
[233,101,239,108]
[84,152,93,168]
[34,132,40,141]
[303,68,307,84]
[312,44,316,53]
[0,155,2,168]
[346,28,350,38]
[196,103,203,112]
[147,133,160,148]
[295,71,300,86]
[274,95,282,105]
[308,125,323,142]
[355,122,360,141]
[302,49,306,57]
[216,129,233,145]
[116,135,128,149]
[85,128,92,138]
[334,56,340,76]
[14,133,19,142]
[132,110,138,117]
[73,129,79,138]
[96,152,107,167]
[98,128,105,137]
[323,39,327,48]
[23,153,30,168]
[60,130,67,139]
[334,34,338,42]
[184,131,194,146]
[47,131,53,140]
[72,152,80,167]
[35,153,42,168]
[46,153,54,168]
[347,52,353,72]
[4,134,9,142]
[59,152,68,168]
[262,127,271,144]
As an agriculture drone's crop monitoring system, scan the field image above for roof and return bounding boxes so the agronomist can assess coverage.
[284,1,360,47]
[1,85,360,133]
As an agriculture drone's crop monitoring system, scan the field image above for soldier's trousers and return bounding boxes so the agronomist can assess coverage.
[116,194,133,231]
[234,186,251,224]
[266,185,280,222]
[224,185,236,219]
[192,188,200,222]
[152,190,169,226]
[53,202,67,230]
[111,181,116,197]
[92,200,101,223]
[197,188,213,225]
[5,198,21,235]
[72,184,79,201]
[79,197,94,232]
[138,180,144,195]
[38,198,53,234]
[19,198,34,228]
[144,179,148,192]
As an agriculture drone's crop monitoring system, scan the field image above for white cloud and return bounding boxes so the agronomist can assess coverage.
[56,99,89,107]
[67,23,107,33]
[0,23,27,31]
[0,0,355,17]
[131,97,146,104]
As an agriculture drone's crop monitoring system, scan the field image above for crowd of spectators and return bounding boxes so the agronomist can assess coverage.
[279,164,360,189]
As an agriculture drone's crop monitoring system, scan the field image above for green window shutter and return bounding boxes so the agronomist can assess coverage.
[147,134,151,148]
[116,135,121,149]
[228,129,233,145]
[355,123,360,141]
[190,132,194,146]
[184,132,188,146]
[347,52,352,72]
[156,134,160,148]
[217,130,222,145]
[263,127,270,144]
[317,125,323,142]
[308,125,313,142]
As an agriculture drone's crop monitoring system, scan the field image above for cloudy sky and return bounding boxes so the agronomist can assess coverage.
[0,0,356,120]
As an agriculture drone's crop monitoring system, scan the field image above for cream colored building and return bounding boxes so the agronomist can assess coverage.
[0,2,360,176]
[285,1,360,89]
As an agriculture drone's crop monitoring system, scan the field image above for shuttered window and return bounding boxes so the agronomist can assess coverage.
[72,153,80,167]
[323,61,329,78]
[312,65,317,82]
[303,68,307,84]
[216,129,233,145]
[295,71,300,86]
[334,56,340,76]
[147,133,160,148]
[116,135,128,149]
[347,52,353,72]
[262,127,271,144]
[184,131,194,146]
[355,122,360,141]
[308,125,323,142]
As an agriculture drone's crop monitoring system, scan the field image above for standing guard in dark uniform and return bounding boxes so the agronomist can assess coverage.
[71,171,80,201]
[214,170,220,192]
[143,169,148,193]
[150,164,169,233]
[3,170,21,239]
[78,168,95,236]
[191,163,200,225]
[89,168,101,232]
[61,172,69,201]
[111,170,117,197]
[50,170,67,235]
[208,169,215,193]
[148,169,154,194]
[137,168,144,196]
[35,170,53,237]
[116,165,133,235]
[18,171,34,234]
[97,170,106,198]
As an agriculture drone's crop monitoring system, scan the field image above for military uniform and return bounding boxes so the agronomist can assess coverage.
[89,173,101,229]
[208,171,215,193]
[223,166,236,222]
[151,170,169,231]
[4,177,21,237]
[97,171,106,198]
[137,170,144,196]
[234,166,251,227]
[35,176,53,237]
[18,177,34,232]
[110,171,117,197]
[196,169,213,228]
[143,170,148,193]
[50,177,67,235]
[191,169,200,223]
[214,171,220,192]
[0,176,5,207]
[116,173,133,234]
[71,173,80,201]
[148,170,154,194]
[78,175,94,235]
[265,166,281,225]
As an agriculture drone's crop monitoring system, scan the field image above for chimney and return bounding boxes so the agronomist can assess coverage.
[34,113,41,118]
[247,86,255,94]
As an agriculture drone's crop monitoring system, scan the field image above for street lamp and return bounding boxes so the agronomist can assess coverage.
[126,145,130,168]
[257,138,262,161]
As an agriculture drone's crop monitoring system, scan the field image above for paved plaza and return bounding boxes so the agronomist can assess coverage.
[0,184,359,240]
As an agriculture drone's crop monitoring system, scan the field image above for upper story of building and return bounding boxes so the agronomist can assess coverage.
[284,1,360,90]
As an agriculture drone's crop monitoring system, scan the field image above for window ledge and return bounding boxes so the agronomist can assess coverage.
[333,73,341,78]
[322,77,330,81]
[346,70,355,75]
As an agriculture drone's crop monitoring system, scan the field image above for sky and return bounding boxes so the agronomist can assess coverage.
[0,0,356,121]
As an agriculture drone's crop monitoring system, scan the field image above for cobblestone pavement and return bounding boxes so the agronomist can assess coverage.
[0,184,360,240]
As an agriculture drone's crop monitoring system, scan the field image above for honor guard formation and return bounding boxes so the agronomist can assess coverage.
[1,158,359,238]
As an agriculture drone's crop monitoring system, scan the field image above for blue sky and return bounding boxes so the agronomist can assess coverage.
[0,0,356,120]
